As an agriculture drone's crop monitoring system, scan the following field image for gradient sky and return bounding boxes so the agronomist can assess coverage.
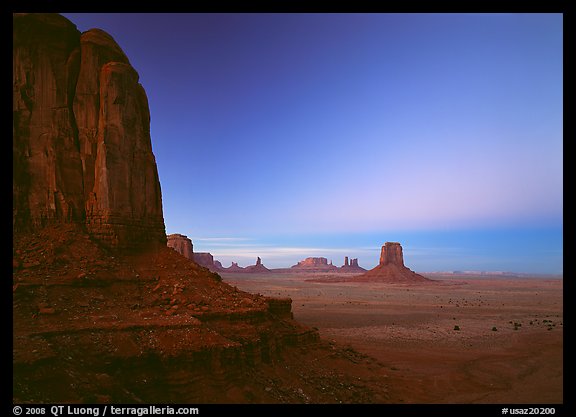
[62,13,563,273]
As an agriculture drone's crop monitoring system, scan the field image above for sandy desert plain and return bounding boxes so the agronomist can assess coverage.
[222,271,563,404]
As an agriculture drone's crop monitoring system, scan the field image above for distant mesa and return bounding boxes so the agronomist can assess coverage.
[291,257,338,272]
[289,256,366,273]
[354,242,431,283]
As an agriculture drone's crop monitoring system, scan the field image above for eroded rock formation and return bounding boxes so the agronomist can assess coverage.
[355,242,430,283]
[13,13,165,249]
[340,257,366,272]
[291,257,338,272]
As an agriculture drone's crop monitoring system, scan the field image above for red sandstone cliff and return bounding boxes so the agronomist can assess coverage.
[13,13,165,249]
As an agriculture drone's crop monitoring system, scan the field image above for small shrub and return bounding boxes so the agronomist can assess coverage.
[453,325,460,331]
[492,326,498,331]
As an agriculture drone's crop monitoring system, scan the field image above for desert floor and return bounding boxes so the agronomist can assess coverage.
[222,272,563,404]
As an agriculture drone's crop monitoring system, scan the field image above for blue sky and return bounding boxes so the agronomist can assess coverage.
[62,13,563,273]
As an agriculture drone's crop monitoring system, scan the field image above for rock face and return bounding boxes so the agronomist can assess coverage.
[13,13,165,249]
[298,257,331,267]
[167,234,194,260]
[379,242,405,267]
[355,242,430,283]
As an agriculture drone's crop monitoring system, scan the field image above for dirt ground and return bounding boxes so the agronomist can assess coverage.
[223,272,563,404]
